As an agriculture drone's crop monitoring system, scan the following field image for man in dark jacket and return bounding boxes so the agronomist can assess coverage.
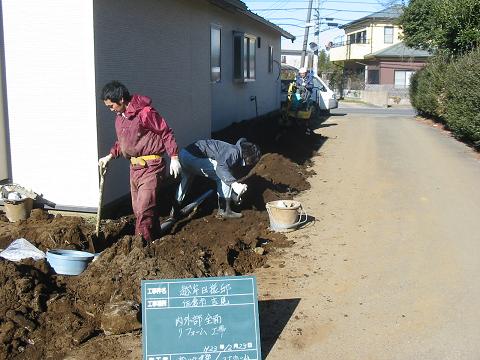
[172,138,261,219]
[98,81,181,241]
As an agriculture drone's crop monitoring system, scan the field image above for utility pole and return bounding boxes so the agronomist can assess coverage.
[300,0,314,68]
[315,0,320,75]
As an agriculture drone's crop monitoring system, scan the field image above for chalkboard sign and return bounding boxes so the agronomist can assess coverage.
[142,276,261,360]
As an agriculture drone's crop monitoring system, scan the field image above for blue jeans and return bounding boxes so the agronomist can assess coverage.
[175,148,232,202]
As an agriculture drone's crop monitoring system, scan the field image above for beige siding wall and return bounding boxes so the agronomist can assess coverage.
[94,0,211,205]
[208,8,282,131]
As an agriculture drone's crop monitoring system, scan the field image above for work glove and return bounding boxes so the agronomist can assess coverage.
[98,154,112,170]
[231,182,248,196]
[169,157,182,178]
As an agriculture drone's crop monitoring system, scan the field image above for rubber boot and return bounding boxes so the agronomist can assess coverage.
[217,197,242,219]
[168,200,182,221]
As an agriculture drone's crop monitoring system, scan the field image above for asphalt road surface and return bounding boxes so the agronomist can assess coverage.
[256,103,480,359]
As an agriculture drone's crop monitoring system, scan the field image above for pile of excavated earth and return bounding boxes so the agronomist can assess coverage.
[0,113,325,359]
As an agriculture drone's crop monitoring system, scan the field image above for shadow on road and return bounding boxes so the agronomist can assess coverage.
[314,123,337,129]
[259,298,301,358]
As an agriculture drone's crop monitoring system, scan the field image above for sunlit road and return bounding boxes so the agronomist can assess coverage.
[257,103,480,359]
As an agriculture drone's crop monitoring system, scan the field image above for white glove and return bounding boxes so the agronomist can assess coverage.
[169,157,181,178]
[231,182,248,196]
[98,154,113,170]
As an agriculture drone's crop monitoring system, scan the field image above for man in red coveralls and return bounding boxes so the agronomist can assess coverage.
[98,81,181,241]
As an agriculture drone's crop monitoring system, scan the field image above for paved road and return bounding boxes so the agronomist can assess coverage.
[332,102,417,116]
[256,105,480,359]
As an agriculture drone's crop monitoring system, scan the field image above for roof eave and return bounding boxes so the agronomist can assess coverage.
[365,54,431,60]
[340,6,402,30]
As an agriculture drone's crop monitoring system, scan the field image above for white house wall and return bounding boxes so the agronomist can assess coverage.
[368,22,402,53]
[94,0,211,206]
[2,0,98,209]
[330,22,402,62]
[209,7,282,131]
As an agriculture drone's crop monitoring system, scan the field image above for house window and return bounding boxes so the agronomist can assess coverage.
[368,70,379,84]
[349,32,354,44]
[268,46,273,73]
[234,32,256,81]
[211,25,221,82]
[394,70,414,88]
[384,26,394,44]
[356,31,366,44]
[349,30,367,44]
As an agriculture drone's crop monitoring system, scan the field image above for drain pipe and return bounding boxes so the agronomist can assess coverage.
[160,189,214,233]
[250,96,258,118]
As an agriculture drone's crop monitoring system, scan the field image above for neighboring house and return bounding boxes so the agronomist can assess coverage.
[328,6,430,94]
[0,0,293,211]
[281,49,316,72]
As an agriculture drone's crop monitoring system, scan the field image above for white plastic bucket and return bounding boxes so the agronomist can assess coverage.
[266,200,307,232]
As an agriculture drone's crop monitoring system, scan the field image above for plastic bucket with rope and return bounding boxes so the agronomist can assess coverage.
[266,200,307,232]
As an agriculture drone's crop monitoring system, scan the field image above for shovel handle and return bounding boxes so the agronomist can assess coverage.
[95,166,106,237]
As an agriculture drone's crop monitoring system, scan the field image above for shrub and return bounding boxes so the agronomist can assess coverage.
[444,48,480,145]
[409,56,449,120]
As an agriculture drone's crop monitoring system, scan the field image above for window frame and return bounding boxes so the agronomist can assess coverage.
[367,69,380,84]
[268,45,273,73]
[233,31,256,82]
[210,24,222,83]
[384,26,394,44]
[349,30,367,44]
[394,70,415,88]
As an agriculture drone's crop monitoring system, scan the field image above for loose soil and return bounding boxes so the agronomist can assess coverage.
[0,113,326,359]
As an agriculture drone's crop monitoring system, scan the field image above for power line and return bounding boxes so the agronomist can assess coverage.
[268,16,353,21]
[260,0,290,18]
[251,7,381,12]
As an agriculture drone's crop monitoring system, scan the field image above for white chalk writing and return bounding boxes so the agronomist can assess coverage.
[147,299,168,308]
[177,355,212,360]
[175,313,225,339]
[179,283,232,297]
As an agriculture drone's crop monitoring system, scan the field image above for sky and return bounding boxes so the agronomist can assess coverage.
[242,0,405,51]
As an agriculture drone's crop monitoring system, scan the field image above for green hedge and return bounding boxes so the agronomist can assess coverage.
[444,49,480,144]
[410,50,480,146]
[409,57,449,120]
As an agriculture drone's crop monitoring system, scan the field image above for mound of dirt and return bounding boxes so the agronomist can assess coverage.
[0,112,326,359]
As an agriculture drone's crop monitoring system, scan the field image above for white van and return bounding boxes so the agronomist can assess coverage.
[281,65,338,112]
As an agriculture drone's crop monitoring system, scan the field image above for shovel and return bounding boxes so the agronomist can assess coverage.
[95,165,107,239]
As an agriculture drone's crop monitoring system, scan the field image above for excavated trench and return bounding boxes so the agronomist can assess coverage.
[0,113,327,359]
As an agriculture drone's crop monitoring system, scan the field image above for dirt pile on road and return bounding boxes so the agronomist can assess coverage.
[0,113,326,359]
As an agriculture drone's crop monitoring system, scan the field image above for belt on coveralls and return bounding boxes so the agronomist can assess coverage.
[130,155,162,166]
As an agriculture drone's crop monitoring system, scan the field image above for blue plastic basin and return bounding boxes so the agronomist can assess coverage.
[46,249,95,275]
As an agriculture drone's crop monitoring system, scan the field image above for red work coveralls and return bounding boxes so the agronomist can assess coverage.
[109,95,178,241]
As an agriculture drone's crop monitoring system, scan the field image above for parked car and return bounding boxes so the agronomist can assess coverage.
[281,65,338,113]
